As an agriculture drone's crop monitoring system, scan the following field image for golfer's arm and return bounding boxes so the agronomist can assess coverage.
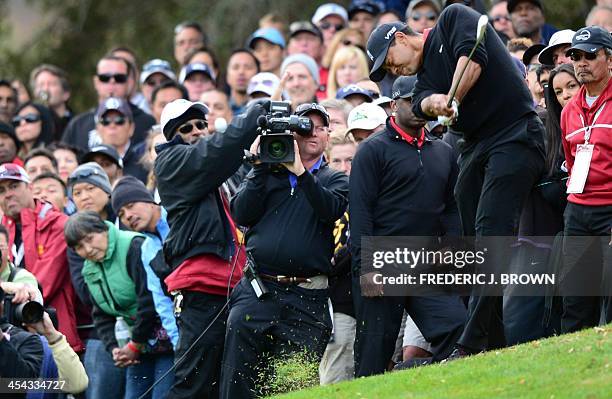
[449,56,482,104]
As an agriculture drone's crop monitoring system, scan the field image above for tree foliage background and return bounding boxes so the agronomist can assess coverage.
[0,0,598,112]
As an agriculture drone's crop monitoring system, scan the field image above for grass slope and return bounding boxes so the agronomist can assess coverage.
[276,324,611,399]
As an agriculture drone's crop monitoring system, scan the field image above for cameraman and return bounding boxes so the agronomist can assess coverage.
[221,103,349,398]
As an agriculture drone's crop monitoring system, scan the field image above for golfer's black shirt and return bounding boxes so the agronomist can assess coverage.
[412,4,535,142]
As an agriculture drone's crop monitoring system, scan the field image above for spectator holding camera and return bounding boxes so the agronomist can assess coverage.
[221,103,348,398]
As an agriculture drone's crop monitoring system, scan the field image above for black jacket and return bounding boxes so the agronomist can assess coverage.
[231,161,349,277]
[349,119,461,275]
[0,320,43,386]
[154,104,265,269]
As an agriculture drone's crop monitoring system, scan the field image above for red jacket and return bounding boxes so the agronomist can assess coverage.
[560,77,612,206]
[2,200,83,351]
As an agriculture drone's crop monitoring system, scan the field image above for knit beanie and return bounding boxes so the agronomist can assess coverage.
[111,176,155,214]
[67,162,112,196]
[280,54,320,85]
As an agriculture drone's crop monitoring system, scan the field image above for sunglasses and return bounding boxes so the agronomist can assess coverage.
[12,113,41,127]
[97,73,128,84]
[319,21,344,31]
[100,116,126,126]
[67,169,102,187]
[411,11,437,21]
[491,15,510,23]
[249,79,277,89]
[178,120,207,134]
[295,102,328,116]
[569,51,598,62]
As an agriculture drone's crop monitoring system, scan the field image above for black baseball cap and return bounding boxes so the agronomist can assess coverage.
[289,21,323,42]
[391,76,417,100]
[295,103,330,126]
[507,0,542,14]
[366,22,407,82]
[522,43,546,66]
[566,26,612,55]
[348,1,383,19]
[83,144,124,169]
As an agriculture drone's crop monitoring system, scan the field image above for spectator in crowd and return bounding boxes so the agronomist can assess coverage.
[287,21,325,65]
[200,90,233,134]
[526,63,546,106]
[150,81,189,124]
[508,0,557,45]
[29,64,73,137]
[0,80,17,125]
[405,0,440,34]
[377,9,403,25]
[47,142,81,184]
[23,148,58,180]
[522,42,545,66]
[0,163,82,351]
[507,37,533,60]
[280,55,320,109]
[83,144,124,185]
[585,5,612,32]
[0,224,42,303]
[350,75,466,376]
[92,97,148,183]
[0,122,21,165]
[223,102,348,398]
[326,131,356,176]
[322,28,366,70]
[312,3,349,50]
[259,12,286,34]
[154,99,264,398]
[68,162,115,221]
[109,46,149,115]
[348,0,382,40]
[489,0,515,41]
[173,21,206,67]
[140,59,177,112]
[13,102,55,159]
[225,49,260,115]
[247,28,286,77]
[326,46,370,99]
[336,84,374,106]
[184,47,221,81]
[247,72,281,100]
[61,55,155,151]
[538,29,574,67]
[560,26,612,332]
[137,126,165,195]
[178,63,216,102]
[345,102,387,143]
[320,98,353,132]
[64,211,171,399]
[31,172,69,213]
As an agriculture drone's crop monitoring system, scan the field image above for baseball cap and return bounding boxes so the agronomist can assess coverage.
[312,3,348,25]
[289,21,323,41]
[522,43,546,66]
[346,103,387,133]
[373,96,393,107]
[95,97,133,123]
[140,59,176,84]
[247,28,286,49]
[366,22,407,82]
[567,26,612,55]
[160,99,209,140]
[348,1,383,19]
[83,144,124,169]
[336,84,374,102]
[247,72,281,97]
[507,0,542,14]
[0,163,30,184]
[406,0,441,17]
[295,103,331,126]
[391,75,418,100]
[67,162,112,196]
[538,29,575,65]
[178,63,216,84]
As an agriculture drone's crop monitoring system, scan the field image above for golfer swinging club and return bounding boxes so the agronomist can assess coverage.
[366,3,545,358]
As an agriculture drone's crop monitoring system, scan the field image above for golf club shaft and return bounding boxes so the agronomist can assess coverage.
[446,38,483,108]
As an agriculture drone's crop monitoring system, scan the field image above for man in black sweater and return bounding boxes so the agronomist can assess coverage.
[350,76,466,377]
[221,103,348,398]
[366,4,545,357]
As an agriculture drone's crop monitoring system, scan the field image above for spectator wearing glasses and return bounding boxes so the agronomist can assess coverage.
[173,21,206,67]
[312,3,349,50]
[489,0,515,42]
[405,0,440,34]
[12,102,55,159]
[140,59,176,113]
[61,56,155,152]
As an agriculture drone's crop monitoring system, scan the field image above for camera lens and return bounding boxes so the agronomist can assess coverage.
[268,139,288,160]
[20,301,44,324]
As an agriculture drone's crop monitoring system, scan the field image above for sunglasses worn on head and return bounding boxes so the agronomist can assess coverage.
[295,103,328,116]
[319,21,344,31]
[100,116,126,126]
[569,51,598,62]
[67,169,101,187]
[412,11,436,21]
[12,113,41,127]
[178,120,207,134]
[97,73,128,84]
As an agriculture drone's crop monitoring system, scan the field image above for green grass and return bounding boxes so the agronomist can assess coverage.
[274,324,612,399]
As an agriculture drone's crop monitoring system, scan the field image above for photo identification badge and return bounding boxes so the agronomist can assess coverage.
[566,144,594,194]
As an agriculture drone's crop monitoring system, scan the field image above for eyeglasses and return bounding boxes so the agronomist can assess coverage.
[491,15,510,23]
[569,51,598,62]
[145,77,170,87]
[319,21,344,31]
[12,113,41,127]
[100,116,126,126]
[97,73,128,84]
[411,11,437,21]
[178,120,207,134]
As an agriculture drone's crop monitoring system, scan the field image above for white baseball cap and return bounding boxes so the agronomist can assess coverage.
[346,103,387,134]
[312,3,348,25]
[538,29,575,65]
[247,72,281,97]
[160,99,209,140]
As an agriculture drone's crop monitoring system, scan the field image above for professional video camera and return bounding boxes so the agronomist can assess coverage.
[256,101,312,163]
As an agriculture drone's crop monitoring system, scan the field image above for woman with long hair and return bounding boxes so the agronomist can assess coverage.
[326,46,369,99]
[321,28,365,69]
[12,102,55,158]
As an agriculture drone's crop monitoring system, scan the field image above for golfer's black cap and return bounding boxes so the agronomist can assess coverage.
[366,22,406,82]
[566,26,612,56]
[391,76,417,100]
[522,43,546,66]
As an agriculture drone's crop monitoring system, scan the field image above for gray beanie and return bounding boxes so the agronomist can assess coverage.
[67,162,112,196]
[280,54,320,85]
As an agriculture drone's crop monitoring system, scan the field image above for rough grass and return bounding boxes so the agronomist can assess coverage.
[273,324,611,399]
